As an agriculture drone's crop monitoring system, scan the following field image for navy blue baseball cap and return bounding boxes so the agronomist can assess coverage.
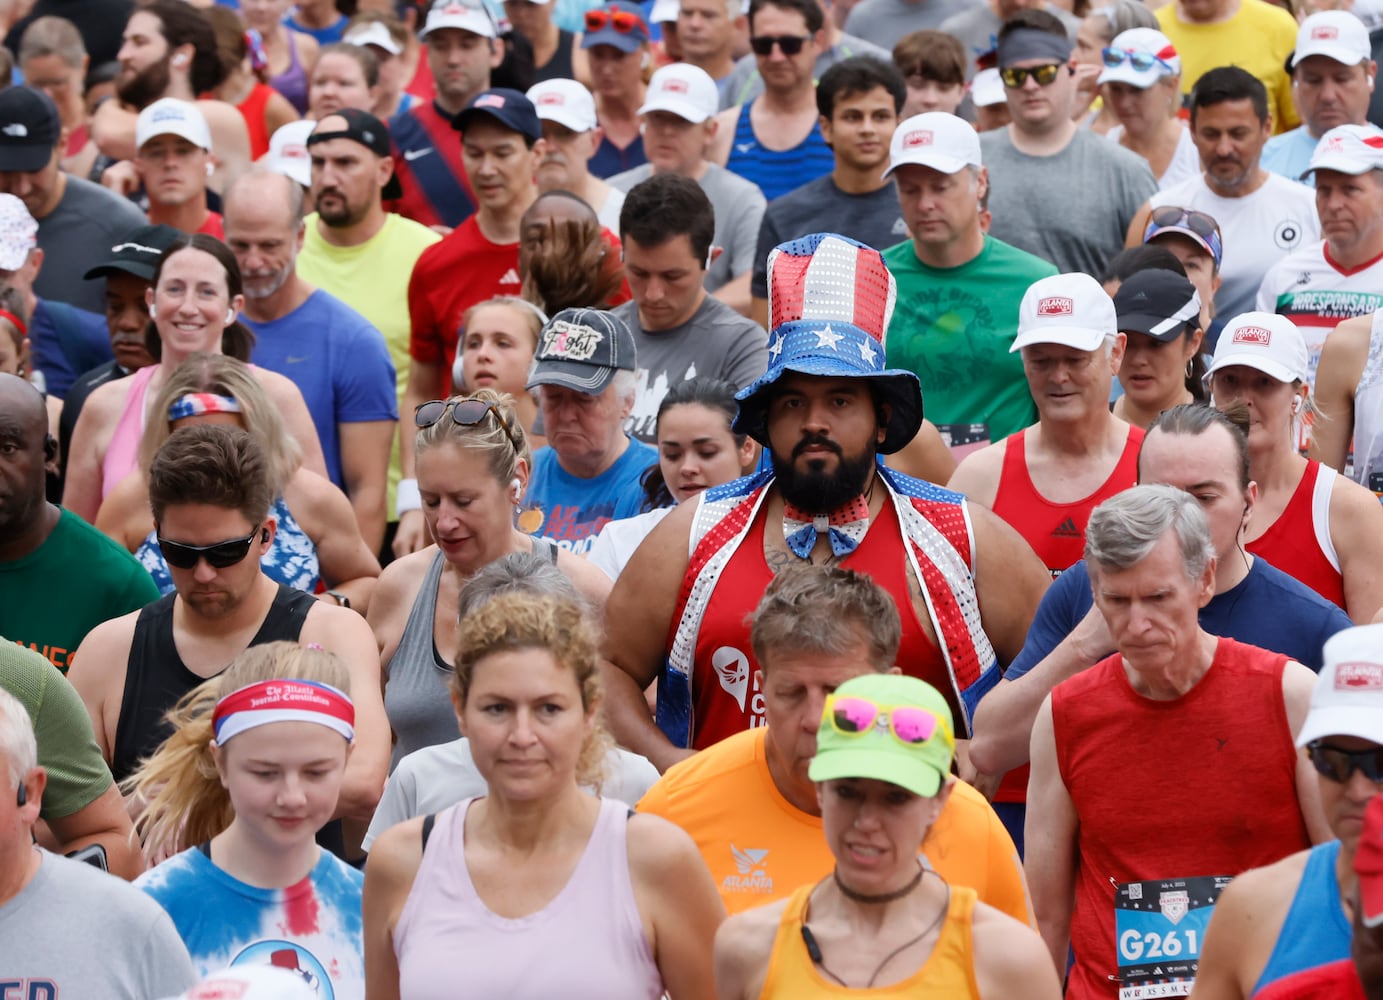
[581,2,650,53]
[453,89,542,141]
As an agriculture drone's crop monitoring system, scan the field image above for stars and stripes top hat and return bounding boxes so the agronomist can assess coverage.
[733,233,922,454]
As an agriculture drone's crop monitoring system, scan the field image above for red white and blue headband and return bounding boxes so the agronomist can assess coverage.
[212,679,355,746]
[168,393,242,422]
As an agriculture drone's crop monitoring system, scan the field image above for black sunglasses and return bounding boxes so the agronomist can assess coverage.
[157,527,265,570]
[999,63,1064,88]
[1149,205,1220,241]
[415,398,522,453]
[750,34,810,56]
[1307,740,1383,784]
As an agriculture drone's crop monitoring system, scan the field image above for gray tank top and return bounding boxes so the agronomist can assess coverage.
[385,542,560,770]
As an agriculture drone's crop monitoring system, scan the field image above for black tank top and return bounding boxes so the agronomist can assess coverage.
[533,29,575,84]
[111,585,317,782]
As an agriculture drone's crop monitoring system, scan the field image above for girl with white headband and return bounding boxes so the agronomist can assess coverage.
[128,641,365,1000]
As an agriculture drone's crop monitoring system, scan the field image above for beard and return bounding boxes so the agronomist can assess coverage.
[242,262,294,300]
[772,432,877,512]
[117,55,171,109]
[314,188,366,228]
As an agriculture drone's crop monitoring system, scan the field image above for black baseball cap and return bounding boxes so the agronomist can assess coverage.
[1114,269,1202,342]
[83,223,185,282]
[307,108,404,199]
[454,89,542,141]
[0,87,61,172]
[526,307,637,394]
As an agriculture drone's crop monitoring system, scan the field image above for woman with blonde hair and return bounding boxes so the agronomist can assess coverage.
[363,591,724,999]
[370,389,612,766]
[131,641,364,997]
[96,353,380,612]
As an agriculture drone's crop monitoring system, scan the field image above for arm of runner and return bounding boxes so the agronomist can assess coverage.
[1025,695,1078,972]
[1282,659,1332,844]
[361,816,424,1000]
[971,904,1064,1000]
[1308,315,1369,474]
[1185,873,1267,1000]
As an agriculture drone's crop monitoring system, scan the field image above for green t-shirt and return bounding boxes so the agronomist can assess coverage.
[884,235,1056,444]
[0,640,112,818]
[0,509,159,672]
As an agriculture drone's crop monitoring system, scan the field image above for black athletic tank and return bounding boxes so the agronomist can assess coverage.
[533,29,576,84]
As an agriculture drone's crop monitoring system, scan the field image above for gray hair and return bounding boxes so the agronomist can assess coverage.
[609,368,638,406]
[0,686,37,790]
[1085,0,1157,42]
[18,16,86,69]
[457,550,583,622]
[751,565,902,670]
[1085,483,1215,581]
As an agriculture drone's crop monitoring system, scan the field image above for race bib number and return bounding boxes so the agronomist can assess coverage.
[1114,875,1232,999]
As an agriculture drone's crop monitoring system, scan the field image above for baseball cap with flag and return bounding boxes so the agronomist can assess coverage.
[1012,272,1118,353]
[1206,312,1310,385]
[733,233,922,454]
[454,89,542,141]
[883,112,981,179]
[1302,123,1383,178]
[1292,9,1370,68]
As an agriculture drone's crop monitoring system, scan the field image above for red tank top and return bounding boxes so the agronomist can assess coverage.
[991,426,1144,576]
[237,82,274,159]
[685,498,944,749]
[1247,461,1346,611]
[1053,638,1310,1000]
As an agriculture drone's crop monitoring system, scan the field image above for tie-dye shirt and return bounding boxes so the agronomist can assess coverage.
[137,845,364,1000]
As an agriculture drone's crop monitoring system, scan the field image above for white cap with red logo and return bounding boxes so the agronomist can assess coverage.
[1303,123,1383,178]
[1293,10,1370,67]
[638,63,719,124]
[526,78,597,132]
[1297,624,1383,747]
[1206,312,1310,385]
[883,111,981,178]
[1011,272,1117,352]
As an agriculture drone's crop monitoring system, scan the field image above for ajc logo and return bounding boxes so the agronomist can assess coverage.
[903,129,934,148]
[1336,661,1383,690]
[1232,326,1272,346]
[1037,296,1074,316]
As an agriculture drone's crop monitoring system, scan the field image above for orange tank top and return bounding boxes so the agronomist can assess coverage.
[759,882,982,998]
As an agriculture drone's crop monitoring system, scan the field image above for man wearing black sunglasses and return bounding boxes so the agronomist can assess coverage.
[1193,624,1383,1000]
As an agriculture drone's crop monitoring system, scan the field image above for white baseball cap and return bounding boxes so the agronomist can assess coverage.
[1303,123,1383,177]
[159,966,316,1000]
[344,21,404,56]
[0,193,37,271]
[1293,10,1370,68]
[638,63,719,124]
[136,97,212,152]
[650,0,679,23]
[1097,28,1180,89]
[261,119,315,188]
[970,68,1006,108]
[1296,624,1383,747]
[883,112,981,178]
[527,78,598,132]
[1012,272,1118,352]
[419,0,497,40]
[1206,312,1310,385]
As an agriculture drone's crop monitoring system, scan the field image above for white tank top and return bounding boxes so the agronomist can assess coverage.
[1352,310,1383,492]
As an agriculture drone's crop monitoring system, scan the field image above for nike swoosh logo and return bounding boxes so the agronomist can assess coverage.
[403,147,434,161]
[285,355,309,364]
[734,142,755,153]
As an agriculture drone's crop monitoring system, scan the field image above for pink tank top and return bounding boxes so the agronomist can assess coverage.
[101,364,160,499]
[393,796,664,1000]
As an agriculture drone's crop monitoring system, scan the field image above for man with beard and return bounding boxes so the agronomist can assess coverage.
[601,233,1051,776]
[93,0,250,195]
[0,373,157,673]
[296,109,440,549]
[67,423,388,824]
[224,169,397,552]
[1126,67,1319,319]
[0,86,145,318]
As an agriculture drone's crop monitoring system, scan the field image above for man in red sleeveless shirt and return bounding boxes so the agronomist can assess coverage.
[1026,484,1330,1000]
[601,232,1051,778]
[949,271,1143,578]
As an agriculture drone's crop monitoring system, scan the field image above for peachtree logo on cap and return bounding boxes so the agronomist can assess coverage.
[1037,296,1074,316]
[541,319,603,360]
[538,93,565,105]
[1,124,26,137]
[1312,25,1339,38]
[903,130,933,147]
[476,94,507,108]
[439,2,469,12]
[662,78,689,93]
[1233,326,1272,345]
[1336,662,1383,690]
[1324,135,1347,153]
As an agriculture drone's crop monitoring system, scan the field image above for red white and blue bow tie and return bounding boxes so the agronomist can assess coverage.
[782,496,871,560]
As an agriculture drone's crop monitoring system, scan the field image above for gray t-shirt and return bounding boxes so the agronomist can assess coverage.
[36,176,147,315]
[718,33,891,110]
[608,163,767,293]
[613,295,768,443]
[940,3,1080,77]
[845,0,982,51]
[0,850,196,999]
[753,174,908,298]
[980,127,1158,277]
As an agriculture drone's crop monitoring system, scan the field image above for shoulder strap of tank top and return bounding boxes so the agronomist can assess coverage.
[248,584,318,644]
[532,536,560,564]
[421,813,436,852]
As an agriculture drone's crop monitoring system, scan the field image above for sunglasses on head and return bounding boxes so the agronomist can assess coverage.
[1307,740,1383,784]
[999,62,1065,88]
[1148,205,1220,241]
[415,398,523,454]
[1101,47,1171,73]
[750,34,810,56]
[157,527,266,570]
[824,694,953,749]
[585,7,646,34]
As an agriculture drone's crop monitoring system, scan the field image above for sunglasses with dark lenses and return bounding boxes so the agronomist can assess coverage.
[1149,205,1220,241]
[1308,741,1383,783]
[415,398,523,454]
[585,7,646,33]
[749,34,810,56]
[999,62,1063,88]
[1101,47,1170,72]
[157,527,264,570]
[824,694,953,748]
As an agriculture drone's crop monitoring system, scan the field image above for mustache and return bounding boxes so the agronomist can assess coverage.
[793,433,842,460]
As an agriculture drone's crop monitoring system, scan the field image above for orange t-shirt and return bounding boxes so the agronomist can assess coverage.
[637,727,1032,922]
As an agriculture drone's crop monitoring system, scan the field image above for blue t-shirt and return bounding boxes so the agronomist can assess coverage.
[30,297,111,399]
[247,289,397,489]
[526,437,658,555]
[1006,555,1353,679]
[284,12,346,43]
[1261,126,1320,187]
[137,845,364,999]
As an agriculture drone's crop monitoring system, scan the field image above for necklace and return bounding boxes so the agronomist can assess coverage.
[832,862,923,904]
